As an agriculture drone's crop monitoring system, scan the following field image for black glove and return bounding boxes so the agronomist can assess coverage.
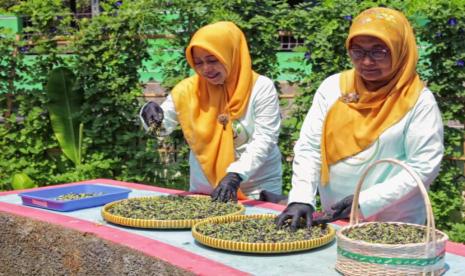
[328,194,354,221]
[311,195,355,225]
[211,173,242,202]
[141,101,164,130]
[275,202,314,231]
[259,190,288,204]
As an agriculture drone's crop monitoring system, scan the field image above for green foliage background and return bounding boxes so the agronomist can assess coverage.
[0,0,464,242]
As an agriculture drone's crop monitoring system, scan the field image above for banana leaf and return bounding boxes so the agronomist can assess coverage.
[46,67,84,166]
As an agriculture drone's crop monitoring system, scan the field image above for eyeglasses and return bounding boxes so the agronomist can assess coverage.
[348,47,390,61]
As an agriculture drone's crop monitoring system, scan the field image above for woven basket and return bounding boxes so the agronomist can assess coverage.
[335,158,448,275]
[192,213,336,253]
[101,195,245,229]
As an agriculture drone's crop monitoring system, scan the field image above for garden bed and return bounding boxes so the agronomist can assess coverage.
[0,212,193,276]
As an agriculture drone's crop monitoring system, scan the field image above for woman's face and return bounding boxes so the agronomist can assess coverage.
[349,36,392,90]
[192,47,227,85]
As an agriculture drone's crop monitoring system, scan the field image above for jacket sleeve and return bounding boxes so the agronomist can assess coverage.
[226,77,281,181]
[358,90,444,218]
[287,84,331,209]
[138,95,179,136]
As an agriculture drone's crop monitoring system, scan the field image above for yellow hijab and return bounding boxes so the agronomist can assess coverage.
[320,7,424,184]
[171,21,258,199]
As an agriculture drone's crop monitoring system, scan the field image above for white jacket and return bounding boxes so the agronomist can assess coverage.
[288,73,444,224]
[140,75,282,199]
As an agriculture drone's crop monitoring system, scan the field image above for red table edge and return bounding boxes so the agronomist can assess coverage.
[0,179,251,276]
[1,178,464,258]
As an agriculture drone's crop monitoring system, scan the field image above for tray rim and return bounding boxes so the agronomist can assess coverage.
[192,213,336,254]
[18,183,132,202]
[18,184,131,211]
[101,195,246,229]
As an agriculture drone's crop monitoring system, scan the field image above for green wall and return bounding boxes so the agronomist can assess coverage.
[140,39,308,83]
[1,15,310,89]
[0,14,22,34]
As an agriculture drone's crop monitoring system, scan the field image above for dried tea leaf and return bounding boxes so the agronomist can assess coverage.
[148,121,161,136]
[344,223,434,244]
[107,195,242,220]
[197,217,329,243]
[55,192,105,201]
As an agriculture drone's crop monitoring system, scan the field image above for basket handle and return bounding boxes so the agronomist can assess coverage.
[349,158,436,246]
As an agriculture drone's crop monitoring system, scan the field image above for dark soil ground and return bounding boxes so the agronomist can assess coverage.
[0,212,194,276]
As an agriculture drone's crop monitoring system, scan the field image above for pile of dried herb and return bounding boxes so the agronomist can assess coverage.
[343,223,431,244]
[107,195,242,220]
[197,217,329,243]
[55,192,104,201]
[148,122,161,136]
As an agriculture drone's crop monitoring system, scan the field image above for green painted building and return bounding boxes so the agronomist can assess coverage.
[0,14,309,91]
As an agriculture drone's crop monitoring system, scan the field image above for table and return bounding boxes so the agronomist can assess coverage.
[1,179,464,275]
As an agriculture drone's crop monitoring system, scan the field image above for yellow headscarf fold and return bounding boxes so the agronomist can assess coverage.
[171,21,258,199]
[321,7,424,184]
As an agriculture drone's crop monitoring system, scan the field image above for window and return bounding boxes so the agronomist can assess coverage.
[278,31,304,51]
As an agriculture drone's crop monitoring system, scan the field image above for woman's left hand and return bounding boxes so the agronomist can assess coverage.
[329,194,354,220]
[211,173,242,202]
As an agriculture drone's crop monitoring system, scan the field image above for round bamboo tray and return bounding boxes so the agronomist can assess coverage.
[192,213,336,254]
[335,158,448,275]
[101,195,245,229]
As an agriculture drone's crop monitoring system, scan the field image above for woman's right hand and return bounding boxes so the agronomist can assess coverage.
[141,101,164,132]
[275,202,314,231]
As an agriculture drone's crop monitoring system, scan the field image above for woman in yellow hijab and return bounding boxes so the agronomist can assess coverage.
[277,7,443,230]
[140,21,283,202]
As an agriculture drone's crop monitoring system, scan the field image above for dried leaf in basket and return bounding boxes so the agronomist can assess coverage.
[343,222,444,244]
[106,195,242,220]
[197,217,330,243]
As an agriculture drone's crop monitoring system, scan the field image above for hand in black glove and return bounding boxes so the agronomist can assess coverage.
[211,173,242,202]
[141,101,164,131]
[312,195,355,225]
[275,202,314,231]
[329,194,354,220]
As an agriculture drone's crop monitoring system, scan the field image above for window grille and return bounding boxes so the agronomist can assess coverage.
[278,31,304,51]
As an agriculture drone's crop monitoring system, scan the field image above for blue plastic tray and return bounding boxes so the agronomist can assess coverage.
[19,184,131,212]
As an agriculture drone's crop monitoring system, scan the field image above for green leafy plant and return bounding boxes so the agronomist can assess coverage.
[0,0,70,187]
[447,223,465,243]
[46,67,84,166]
[414,0,465,237]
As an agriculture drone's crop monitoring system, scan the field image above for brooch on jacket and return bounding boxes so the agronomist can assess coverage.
[218,113,229,130]
[341,92,360,103]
